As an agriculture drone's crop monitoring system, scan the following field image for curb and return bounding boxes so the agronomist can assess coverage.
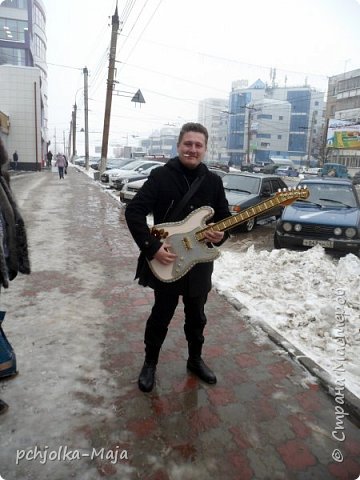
[225,295,360,426]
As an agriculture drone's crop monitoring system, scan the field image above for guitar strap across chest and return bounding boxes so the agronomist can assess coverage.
[167,174,205,222]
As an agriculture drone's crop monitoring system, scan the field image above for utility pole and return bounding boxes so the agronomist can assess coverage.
[307,111,316,167]
[100,4,119,174]
[246,108,252,164]
[320,117,330,166]
[246,105,257,164]
[72,103,77,160]
[54,127,57,154]
[83,66,90,170]
[68,122,72,161]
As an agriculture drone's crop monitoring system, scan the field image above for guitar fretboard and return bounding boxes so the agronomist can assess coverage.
[196,195,282,240]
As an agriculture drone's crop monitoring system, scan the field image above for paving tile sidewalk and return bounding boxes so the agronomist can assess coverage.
[0,167,359,480]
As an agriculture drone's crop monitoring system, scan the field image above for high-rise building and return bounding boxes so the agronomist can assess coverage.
[198,98,229,163]
[227,79,325,166]
[0,0,47,170]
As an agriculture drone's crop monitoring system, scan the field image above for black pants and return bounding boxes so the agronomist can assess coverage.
[144,290,208,362]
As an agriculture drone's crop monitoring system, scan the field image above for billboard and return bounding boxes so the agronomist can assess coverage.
[327,119,360,149]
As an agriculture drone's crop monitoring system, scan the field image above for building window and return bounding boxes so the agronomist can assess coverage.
[33,4,46,32]
[258,114,272,119]
[279,116,283,120]
[277,135,282,139]
[256,133,271,139]
[0,46,25,65]
[0,17,28,42]
[0,0,27,8]
[34,33,46,61]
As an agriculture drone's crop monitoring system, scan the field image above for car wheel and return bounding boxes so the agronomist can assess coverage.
[239,217,257,232]
[274,232,281,249]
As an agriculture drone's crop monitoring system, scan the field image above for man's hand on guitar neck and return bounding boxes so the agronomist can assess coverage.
[154,243,177,265]
[203,225,224,245]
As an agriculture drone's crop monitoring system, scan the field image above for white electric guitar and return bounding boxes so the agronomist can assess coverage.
[148,187,309,282]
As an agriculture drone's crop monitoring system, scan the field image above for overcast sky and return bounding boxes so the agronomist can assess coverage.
[45,0,360,152]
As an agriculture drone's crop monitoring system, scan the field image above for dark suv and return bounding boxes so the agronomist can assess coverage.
[222,172,288,231]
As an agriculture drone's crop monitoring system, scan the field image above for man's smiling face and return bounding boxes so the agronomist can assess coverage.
[177,131,207,169]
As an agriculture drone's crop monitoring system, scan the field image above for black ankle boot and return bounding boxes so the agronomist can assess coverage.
[138,362,156,392]
[187,357,217,384]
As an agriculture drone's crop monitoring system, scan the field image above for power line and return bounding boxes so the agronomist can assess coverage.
[117,0,164,71]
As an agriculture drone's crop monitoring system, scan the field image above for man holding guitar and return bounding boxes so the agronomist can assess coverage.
[125,123,231,392]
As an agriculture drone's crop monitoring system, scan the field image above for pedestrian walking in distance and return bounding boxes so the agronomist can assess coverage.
[55,153,66,179]
[125,122,231,392]
[46,150,53,168]
[12,151,18,170]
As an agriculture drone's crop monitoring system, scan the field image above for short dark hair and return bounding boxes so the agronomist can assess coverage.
[177,122,208,146]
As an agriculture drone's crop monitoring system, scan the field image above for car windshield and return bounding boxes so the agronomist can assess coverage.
[107,159,133,168]
[120,160,150,171]
[299,182,358,208]
[222,174,261,194]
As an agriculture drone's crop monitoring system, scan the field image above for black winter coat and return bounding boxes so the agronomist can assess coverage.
[125,157,231,296]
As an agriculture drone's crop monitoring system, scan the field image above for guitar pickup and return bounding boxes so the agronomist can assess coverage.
[182,236,192,250]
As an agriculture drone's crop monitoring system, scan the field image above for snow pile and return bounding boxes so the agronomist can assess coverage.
[213,245,360,398]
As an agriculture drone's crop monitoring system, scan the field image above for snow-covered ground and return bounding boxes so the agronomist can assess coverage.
[213,245,360,399]
[81,165,360,400]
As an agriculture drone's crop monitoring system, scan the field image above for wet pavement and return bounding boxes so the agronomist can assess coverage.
[0,166,359,480]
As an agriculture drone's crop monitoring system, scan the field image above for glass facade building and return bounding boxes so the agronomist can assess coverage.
[0,0,48,169]
[227,80,324,166]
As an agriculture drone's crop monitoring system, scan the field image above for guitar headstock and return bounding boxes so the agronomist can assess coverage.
[275,186,310,205]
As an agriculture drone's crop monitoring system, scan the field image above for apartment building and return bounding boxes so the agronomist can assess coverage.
[0,0,47,169]
[325,68,360,168]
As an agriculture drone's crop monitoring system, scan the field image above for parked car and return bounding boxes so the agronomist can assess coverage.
[209,167,227,178]
[91,157,122,170]
[275,166,299,177]
[99,158,137,182]
[120,177,147,204]
[321,163,350,178]
[74,156,100,168]
[240,164,254,172]
[274,177,360,255]
[205,161,229,173]
[74,156,86,167]
[302,167,322,176]
[112,162,163,191]
[352,171,360,185]
[261,163,280,174]
[89,158,101,169]
[100,159,159,186]
[222,172,288,232]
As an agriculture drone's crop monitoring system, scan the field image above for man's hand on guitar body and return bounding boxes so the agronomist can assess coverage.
[154,243,177,265]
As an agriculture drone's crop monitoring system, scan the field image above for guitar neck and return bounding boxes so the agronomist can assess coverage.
[196,195,282,240]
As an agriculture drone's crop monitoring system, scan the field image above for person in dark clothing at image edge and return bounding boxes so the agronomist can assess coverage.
[0,138,31,414]
[125,123,231,393]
